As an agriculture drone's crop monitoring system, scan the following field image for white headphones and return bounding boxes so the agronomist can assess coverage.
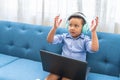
[66,12,89,34]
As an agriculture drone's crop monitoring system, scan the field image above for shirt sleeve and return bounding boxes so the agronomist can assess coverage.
[84,36,96,53]
[52,34,64,44]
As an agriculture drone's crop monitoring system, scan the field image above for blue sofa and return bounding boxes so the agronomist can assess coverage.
[0,20,119,80]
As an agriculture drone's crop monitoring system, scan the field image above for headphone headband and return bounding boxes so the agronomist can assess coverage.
[68,12,87,24]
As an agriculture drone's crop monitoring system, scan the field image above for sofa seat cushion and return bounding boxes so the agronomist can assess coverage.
[87,72,119,80]
[0,53,19,67]
[0,58,49,80]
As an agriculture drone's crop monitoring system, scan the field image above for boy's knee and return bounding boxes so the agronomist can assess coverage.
[45,73,60,80]
[61,77,71,80]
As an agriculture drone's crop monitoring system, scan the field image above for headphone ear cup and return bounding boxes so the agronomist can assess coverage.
[65,21,69,29]
[82,23,89,34]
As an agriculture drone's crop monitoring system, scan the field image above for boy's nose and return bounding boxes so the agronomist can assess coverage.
[70,26,75,29]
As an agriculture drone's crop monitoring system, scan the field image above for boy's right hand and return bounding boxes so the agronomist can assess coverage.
[54,15,62,29]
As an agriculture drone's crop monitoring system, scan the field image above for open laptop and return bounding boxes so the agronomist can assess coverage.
[40,50,88,80]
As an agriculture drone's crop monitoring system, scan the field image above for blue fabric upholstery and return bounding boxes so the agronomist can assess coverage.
[0,58,49,80]
[0,20,119,80]
[0,21,64,62]
[86,32,120,77]
[87,73,119,80]
[0,54,18,67]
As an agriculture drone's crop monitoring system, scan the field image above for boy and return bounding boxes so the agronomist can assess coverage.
[46,12,99,80]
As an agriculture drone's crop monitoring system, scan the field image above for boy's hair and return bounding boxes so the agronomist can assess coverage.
[67,12,86,25]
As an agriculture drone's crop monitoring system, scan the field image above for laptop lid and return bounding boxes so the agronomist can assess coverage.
[40,50,88,80]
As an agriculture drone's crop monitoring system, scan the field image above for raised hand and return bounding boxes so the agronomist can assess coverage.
[90,17,99,32]
[54,15,62,29]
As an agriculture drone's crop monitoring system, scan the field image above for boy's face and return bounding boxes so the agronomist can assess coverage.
[68,18,83,38]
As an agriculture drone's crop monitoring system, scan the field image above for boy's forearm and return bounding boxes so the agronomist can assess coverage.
[91,31,99,52]
[47,27,57,43]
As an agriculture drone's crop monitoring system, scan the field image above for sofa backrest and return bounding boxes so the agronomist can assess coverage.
[86,32,120,77]
[0,21,66,62]
[0,21,119,77]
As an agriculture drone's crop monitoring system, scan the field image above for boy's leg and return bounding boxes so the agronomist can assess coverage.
[61,77,71,80]
[45,73,60,80]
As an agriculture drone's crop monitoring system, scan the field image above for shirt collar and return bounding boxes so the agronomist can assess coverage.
[66,33,85,39]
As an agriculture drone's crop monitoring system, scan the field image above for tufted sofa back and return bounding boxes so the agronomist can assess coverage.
[0,21,66,61]
[0,21,119,77]
[87,32,120,77]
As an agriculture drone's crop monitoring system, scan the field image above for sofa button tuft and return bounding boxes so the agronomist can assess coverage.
[9,41,14,46]
[6,25,12,30]
[24,44,30,50]
[37,30,43,35]
[104,58,108,63]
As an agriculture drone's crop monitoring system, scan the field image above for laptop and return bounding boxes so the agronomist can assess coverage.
[40,50,88,80]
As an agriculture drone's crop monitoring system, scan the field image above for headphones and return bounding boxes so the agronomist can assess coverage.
[66,12,89,34]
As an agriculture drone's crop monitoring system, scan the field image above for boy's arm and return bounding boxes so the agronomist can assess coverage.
[91,31,99,52]
[47,27,57,43]
[91,17,99,52]
[47,15,62,43]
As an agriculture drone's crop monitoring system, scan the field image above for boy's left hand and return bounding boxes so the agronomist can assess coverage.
[90,17,98,32]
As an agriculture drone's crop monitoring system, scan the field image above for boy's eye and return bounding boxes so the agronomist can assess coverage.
[69,24,71,26]
[74,25,79,27]
[68,24,79,28]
